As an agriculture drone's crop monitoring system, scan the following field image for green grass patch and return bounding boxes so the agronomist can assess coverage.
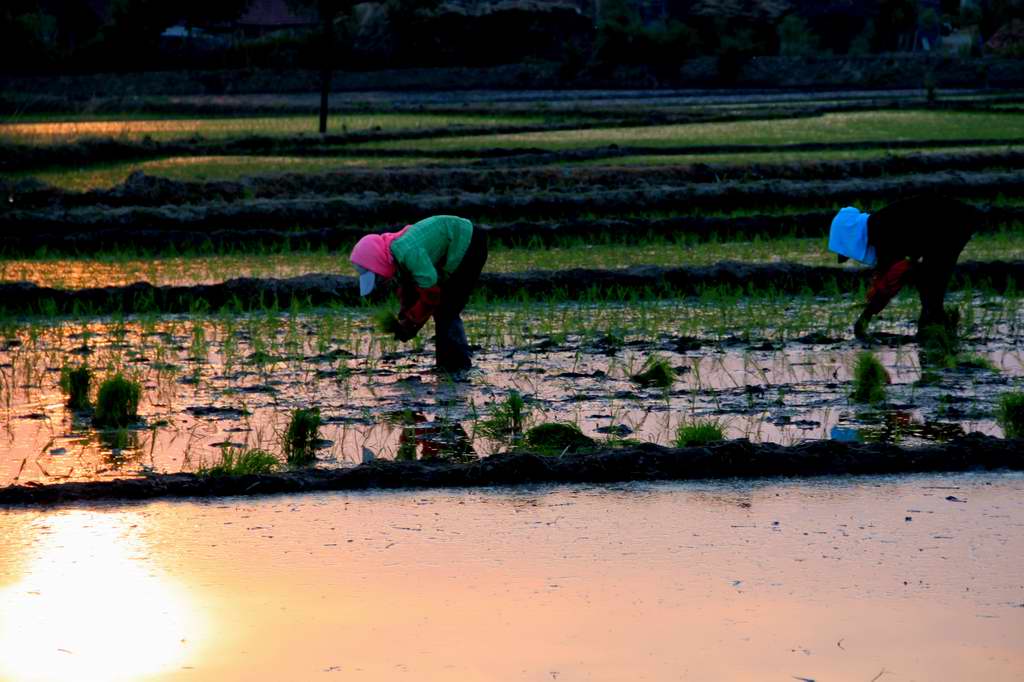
[571,144,1022,167]
[355,111,1024,153]
[7,155,440,191]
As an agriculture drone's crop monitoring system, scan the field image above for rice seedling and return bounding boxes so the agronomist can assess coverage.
[283,407,322,466]
[59,363,92,410]
[93,373,142,428]
[631,354,676,389]
[475,390,530,446]
[374,308,403,337]
[523,422,594,454]
[199,447,280,477]
[674,419,725,447]
[996,392,1024,438]
[851,352,889,404]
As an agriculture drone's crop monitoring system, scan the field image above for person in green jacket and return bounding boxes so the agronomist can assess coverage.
[349,215,488,372]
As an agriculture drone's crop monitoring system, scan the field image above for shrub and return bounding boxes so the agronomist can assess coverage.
[631,355,676,389]
[996,392,1024,438]
[93,373,141,428]
[284,407,322,466]
[674,420,725,447]
[201,448,279,477]
[59,364,92,410]
[851,352,889,404]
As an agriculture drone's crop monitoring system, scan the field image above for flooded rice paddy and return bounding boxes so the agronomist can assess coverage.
[0,293,1021,486]
[1,474,1022,680]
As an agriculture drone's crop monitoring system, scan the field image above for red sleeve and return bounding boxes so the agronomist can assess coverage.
[865,259,913,316]
[397,286,442,337]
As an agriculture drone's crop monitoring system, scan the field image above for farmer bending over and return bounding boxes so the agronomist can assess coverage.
[828,196,980,340]
[350,215,488,372]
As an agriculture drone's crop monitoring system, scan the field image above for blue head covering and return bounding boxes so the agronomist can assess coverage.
[828,207,876,266]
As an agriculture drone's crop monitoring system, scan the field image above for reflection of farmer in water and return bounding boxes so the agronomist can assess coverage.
[828,196,980,340]
[350,215,488,372]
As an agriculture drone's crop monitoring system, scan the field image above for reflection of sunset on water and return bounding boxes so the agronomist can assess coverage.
[5,476,1020,680]
[0,510,205,682]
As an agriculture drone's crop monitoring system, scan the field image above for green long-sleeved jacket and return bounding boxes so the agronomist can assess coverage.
[390,215,473,288]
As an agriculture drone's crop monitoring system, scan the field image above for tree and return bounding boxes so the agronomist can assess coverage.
[777,14,819,55]
[289,0,439,134]
[177,0,253,30]
[875,0,920,51]
[286,0,355,133]
[0,2,58,65]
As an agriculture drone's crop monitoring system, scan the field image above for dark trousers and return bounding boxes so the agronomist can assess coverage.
[434,229,488,371]
[868,196,978,327]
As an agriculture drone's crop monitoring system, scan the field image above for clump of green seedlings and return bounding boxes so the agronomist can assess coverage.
[59,364,92,410]
[523,422,594,455]
[674,419,725,447]
[631,355,676,389]
[283,407,323,466]
[996,392,1024,438]
[919,322,960,368]
[476,390,530,446]
[93,373,142,428]
[200,448,279,477]
[374,308,403,336]
[851,352,889,404]
[919,308,997,371]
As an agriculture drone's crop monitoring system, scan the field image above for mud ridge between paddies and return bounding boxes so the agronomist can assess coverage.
[5,208,1023,256]
[6,149,1024,211]
[2,261,1021,315]
[1,434,1020,506]
[5,87,1017,116]
[2,132,1018,173]
[4,171,1022,242]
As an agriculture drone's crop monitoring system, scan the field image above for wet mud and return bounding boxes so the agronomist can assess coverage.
[1,260,1020,314]
[0,434,1019,505]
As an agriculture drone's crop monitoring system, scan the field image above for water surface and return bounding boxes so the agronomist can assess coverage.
[1,474,1021,680]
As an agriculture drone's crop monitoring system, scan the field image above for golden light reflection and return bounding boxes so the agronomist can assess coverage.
[0,511,205,682]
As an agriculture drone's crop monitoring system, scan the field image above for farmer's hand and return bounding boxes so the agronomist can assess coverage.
[395,286,442,338]
[393,314,419,342]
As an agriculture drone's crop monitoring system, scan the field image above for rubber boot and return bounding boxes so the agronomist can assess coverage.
[435,316,471,373]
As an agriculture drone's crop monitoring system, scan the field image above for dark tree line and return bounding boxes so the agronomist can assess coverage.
[2,0,1022,76]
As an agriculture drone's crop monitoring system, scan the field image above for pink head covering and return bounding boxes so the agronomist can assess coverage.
[349,226,410,279]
